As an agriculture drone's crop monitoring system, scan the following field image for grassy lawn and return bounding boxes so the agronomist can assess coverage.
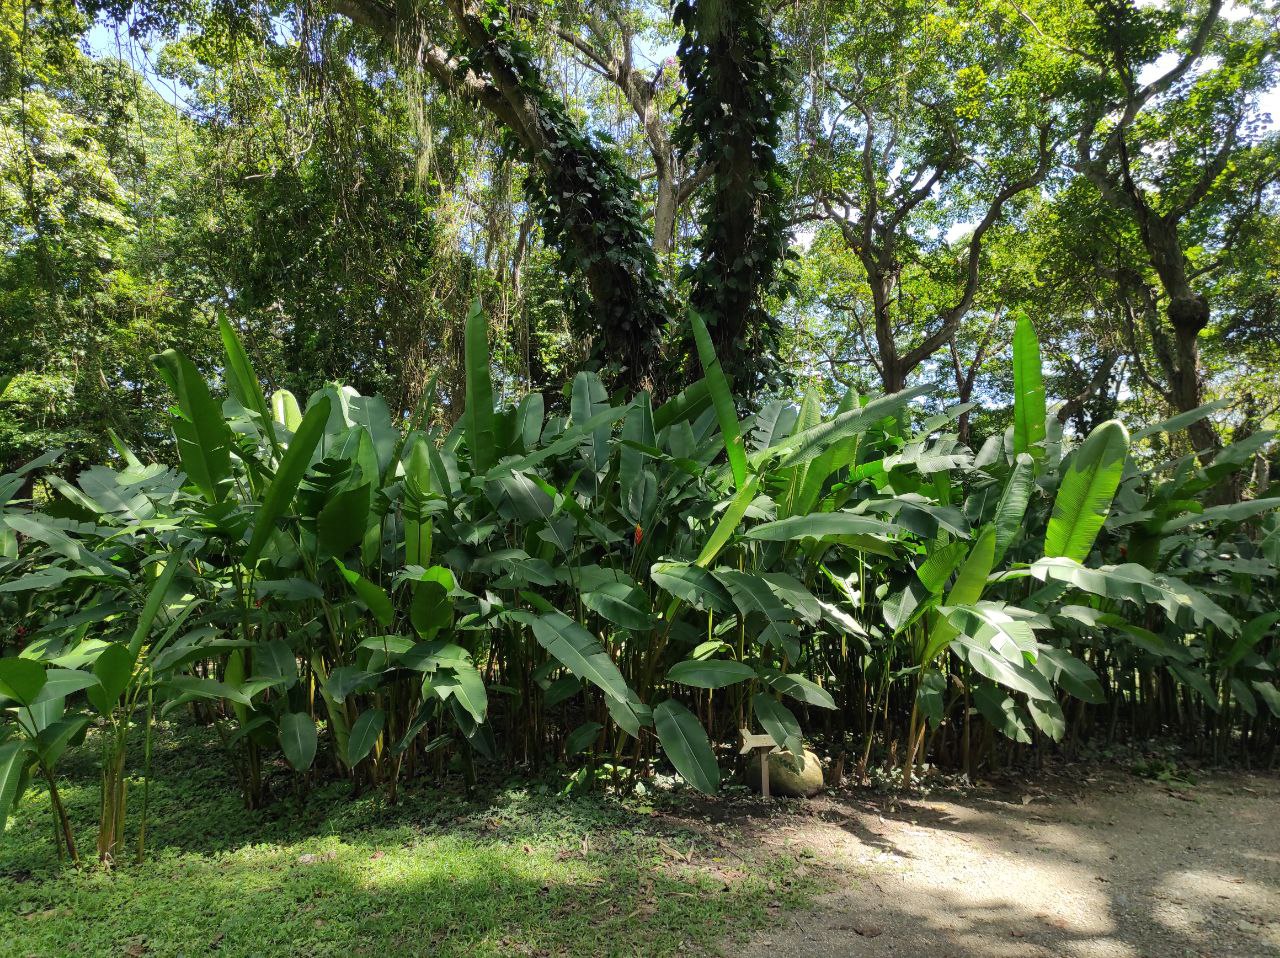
[0,724,814,958]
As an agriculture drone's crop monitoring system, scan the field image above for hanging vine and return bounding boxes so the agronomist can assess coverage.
[446,0,673,390]
[673,0,795,393]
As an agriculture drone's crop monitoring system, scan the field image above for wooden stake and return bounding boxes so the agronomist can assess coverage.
[740,728,780,798]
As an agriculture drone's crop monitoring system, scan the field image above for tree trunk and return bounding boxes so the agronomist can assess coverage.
[333,0,671,390]
[653,164,677,258]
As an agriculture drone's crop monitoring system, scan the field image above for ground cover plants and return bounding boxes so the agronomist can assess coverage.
[0,718,815,958]
[2,305,1276,871]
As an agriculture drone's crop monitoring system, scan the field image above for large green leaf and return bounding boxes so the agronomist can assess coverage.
[528,612,633,706]
[516,392,545,451]
[919,526,997,663]
[490,404,631,478]
[253,640,299,689]
[487,471,555,523]
[0,658,46,706]
[649,562,734,613]
[279,712,318,771]
[565,721,602,756]
[620,393,656,522]
[463,299,496,474]
[714,570,800,657]
[653,378,712,432]
[271,389,303,431]
[410,567,455,638]
[218,316,275,451]
[1044,420,1129,562]
[317,482,371,557]
[1027,697,1067,740]
[571,372,611,474]
[952,633,1054,701]
[992,453,1035,563]
[32,669,99,703]
[0,739,32,830]
[403,435,434,567]
[654,699,720,794]
[35,715,90,768]
[695,475,760,568]
[791,386,861,516]
[1034,647,1104,704]
[1159,498,1280,534]
[334,559,394,626]
[688,309,747,489]
[1132,398,1230,441]
[2,515,123,578]
[129,554,183,661]
[243,396,332,566]
[345,708,385,766]
[948,526,996,607]
[1028,558,1237,635]
[1011,314,1046,459]
[973,684,1031,743]
[325,666,376,702]
[162,676,254,708]
[86,643,135,715]
[777,386,822,515]
[745,512,901,542]
[915,540,967,594]
[667,659,756,689]
[1224,612,1280,669]
[348,394,397,480]
[152,349,232,502]
[764,671,837,709]
[435,661,488,724]
[943,604,1036,663]
[766,384,934,468]
[581,583,655,632]
[752,693,803,756]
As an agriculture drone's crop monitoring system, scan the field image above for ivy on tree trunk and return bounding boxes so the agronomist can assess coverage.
[673,0,794,395]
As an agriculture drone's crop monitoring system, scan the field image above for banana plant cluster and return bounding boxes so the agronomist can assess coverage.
[1,305,1277,865]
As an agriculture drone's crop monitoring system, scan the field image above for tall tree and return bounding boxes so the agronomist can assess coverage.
[675,0,795,391]
[536,1,704,258]
[789,0,1055,392]
[326,0,673,388]
[1054,0,1280,457]
[0,2,214,468]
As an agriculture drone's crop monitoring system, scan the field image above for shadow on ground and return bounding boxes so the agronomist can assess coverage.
[0,722,811,958]
[732,766,1280,958]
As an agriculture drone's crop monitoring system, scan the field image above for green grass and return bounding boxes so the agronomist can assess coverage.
[0,722,815,957]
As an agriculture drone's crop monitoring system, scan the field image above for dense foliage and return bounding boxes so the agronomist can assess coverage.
[1,306,1276,867]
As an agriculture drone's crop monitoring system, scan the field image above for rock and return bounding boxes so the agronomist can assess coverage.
[746,748,825,798]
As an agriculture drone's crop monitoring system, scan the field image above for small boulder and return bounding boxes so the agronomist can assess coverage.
[746,748,824,798]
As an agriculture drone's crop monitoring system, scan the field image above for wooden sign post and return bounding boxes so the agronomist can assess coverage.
[740,728,780,799]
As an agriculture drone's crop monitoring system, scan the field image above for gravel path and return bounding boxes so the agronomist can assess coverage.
[732,767,1280,958]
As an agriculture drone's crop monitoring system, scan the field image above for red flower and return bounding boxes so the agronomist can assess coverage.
[634,524,643,546]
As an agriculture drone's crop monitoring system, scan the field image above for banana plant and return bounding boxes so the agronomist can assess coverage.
[3,300,1276,840]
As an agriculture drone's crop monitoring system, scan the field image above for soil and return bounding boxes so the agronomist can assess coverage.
[728,765,1280,958]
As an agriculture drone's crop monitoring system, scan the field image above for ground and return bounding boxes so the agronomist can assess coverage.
[733,764,1280,958]
[0,723,814,958]
[1,725,1277,958]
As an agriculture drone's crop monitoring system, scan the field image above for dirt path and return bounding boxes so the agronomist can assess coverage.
[732,767,1280,958]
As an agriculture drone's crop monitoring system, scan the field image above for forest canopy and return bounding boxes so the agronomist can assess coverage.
[1,0,1276,473]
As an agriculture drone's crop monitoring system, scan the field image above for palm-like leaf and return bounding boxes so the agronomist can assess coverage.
[1044,420,1129,562]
